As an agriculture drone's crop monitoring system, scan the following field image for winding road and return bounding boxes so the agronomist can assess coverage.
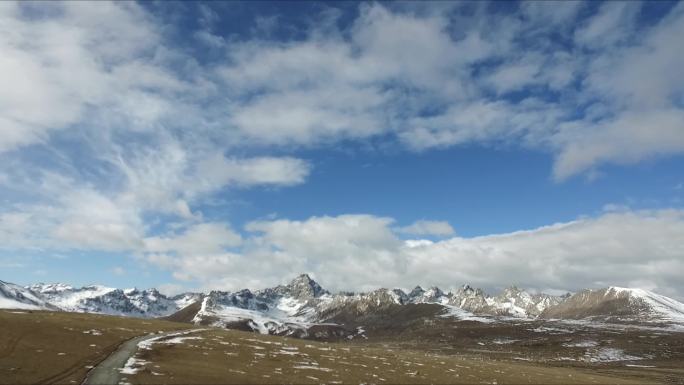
[82,330,198,385]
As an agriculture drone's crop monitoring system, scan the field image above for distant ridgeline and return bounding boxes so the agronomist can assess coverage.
[2,275,684,338]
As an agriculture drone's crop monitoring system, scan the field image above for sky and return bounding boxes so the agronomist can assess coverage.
[1,1,684,299]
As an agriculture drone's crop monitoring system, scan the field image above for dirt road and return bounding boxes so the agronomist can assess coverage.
[82,331,186,385]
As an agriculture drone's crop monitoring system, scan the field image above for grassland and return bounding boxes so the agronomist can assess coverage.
[0,310,194,384]
[126,328,656,384]
[2,309,683,384]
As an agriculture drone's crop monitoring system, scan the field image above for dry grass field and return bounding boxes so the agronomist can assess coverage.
[124,328,655,385]
[2,309,683,384]
[0,310,194,384]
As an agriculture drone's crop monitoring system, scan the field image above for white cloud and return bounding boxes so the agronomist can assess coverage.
[144,222,242,256]
[397,220,455,237]
[136,210,684,300]
[166,215,406,291]
[553,109,684,180]
[0,2,174,151]
[211,2,684,179]
[574,2,640,48]
[1,1,683,298]
[407,210,684,299]
[485,60,541,94]
[195,155,311,189]
[2,1,683,186]
[157,283,189,296]
[521,1,583,26]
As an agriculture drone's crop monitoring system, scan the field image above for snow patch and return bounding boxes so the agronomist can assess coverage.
[440,305,494,323]
[583,348,642,363]
[120,357,149,374]
[562,340,598,348]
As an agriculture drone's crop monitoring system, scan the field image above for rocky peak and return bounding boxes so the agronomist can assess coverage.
[409,286,447,304]
[391,288,409,304]
[283,274,328,299]
[454,284,484,298]
[124,288,139,295]
[408,286,425,298]
[459,284,475,295]
[426,286,444,296]
[500,286,532,300]
[503,285,522,294]
[29,283,74,293]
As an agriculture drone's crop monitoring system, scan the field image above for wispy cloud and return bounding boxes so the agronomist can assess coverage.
[1,1,683,296]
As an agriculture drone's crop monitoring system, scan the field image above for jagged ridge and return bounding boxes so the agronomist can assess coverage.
[3,275,684,338]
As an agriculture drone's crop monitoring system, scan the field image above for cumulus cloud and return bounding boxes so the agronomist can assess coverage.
[396,220,455,237]
[212,2,684,179]
[1,1,683,298]
[144,222,242,256]
[0,2,177,151]
[135,210,684,300]
[402,210,684,299]
[1,1,682,196]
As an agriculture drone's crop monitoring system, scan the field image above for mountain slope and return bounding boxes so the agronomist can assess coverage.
[540,287,684,324]
[27,283,185,317]
[5,275,684,336]
[182,275,568,336]
[191,275,342,337]
[0,280,54,310]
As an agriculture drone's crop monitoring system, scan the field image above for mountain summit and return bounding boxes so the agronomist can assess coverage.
[3,275,684,338]
[258,273,329,301]
[283,274,328,299]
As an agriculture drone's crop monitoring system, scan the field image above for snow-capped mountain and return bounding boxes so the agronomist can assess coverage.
[0,282,198,317]
[170,292,204,310]
[187,277,684,335]
[4,275,684,337]
[0,280,55,310]
[189,275,569,335]
[449,284,566,317]
[192,275,348,338]
[540,287,684,324]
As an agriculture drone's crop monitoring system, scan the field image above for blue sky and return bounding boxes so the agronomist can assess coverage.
[1,1,684,298]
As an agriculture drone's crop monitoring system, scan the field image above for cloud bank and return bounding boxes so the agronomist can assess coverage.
[137,210,684,300]
[0,2,683,298]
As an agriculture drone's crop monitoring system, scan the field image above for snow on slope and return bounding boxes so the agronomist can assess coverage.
[192,282,330,334]
[1,279,200,317]
[30,284,115,312]
[0,280,52,310]
[607,287,684,323]
[440,305,495,323]
[9,283,192,317]
[193,296,313,335]
[188,275,568,335]
[0,295,43,310]
[5,275,684,332]
[540,286,684,325]
[171,292,204,310]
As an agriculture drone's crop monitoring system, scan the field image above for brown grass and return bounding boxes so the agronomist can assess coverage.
[0,310,194,384]
[2,309,683,384]
[127,328,649,384]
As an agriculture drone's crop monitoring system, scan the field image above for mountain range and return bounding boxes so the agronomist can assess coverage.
[2,274,684,337]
